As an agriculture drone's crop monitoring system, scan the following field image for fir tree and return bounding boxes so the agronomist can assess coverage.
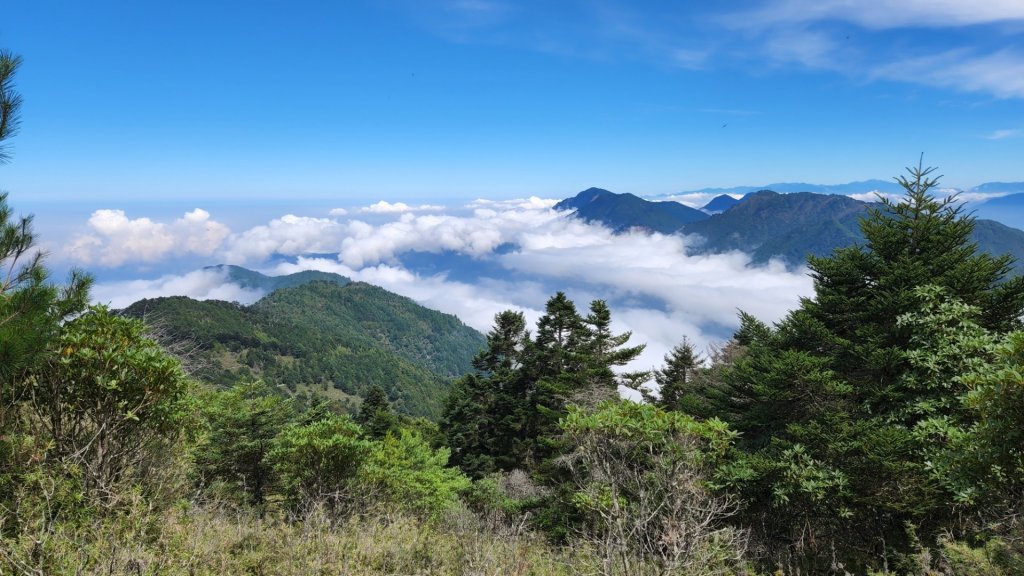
[356,384,397,439]
[655,337,700,412]
[711,162,1024,572]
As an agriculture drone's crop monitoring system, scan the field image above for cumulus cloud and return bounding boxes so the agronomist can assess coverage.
[222,214,346,263]
[66,208,230,267]
[360,201,445,214]
[264,205,812,375]
[328,207,349,216]
[78,194,815,382]
[93,268,264,309]
[339,200,566,267]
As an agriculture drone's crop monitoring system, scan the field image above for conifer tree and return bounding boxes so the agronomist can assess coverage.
[442,310,531,476]
[712,162,1024,572]
[356,384,396,439]
[1,51,91,432]
[655,337,701,412]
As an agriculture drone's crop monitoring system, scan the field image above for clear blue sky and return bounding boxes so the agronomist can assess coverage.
[3,0,1024,203]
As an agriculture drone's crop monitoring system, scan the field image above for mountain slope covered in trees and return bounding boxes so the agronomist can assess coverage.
[121,279,485,418]
[557,187,1024,268]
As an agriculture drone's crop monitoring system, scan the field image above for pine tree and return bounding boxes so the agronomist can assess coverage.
[711,162,1024,571]
[655,338,700,412]
[442,311,531,476]
[356,384,396,439]
[1,51,91,432]
[582,300,646,395]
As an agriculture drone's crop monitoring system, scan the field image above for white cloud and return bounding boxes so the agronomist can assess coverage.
[80,195,815,382]
[66,208,230,267]
[222,214,346,263]
[986,128,1022,140]
[339,200,565,267]
[744,0,1024,29]
[328,207,349,216]
[871,49,1024,99]
[261,210,812,376]
[467,196,559,210]
[657,192,742,209]
[360,201,445,214]
[93,268,264,309]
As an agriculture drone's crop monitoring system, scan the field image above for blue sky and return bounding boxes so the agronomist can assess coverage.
[3,0,1023,207]
[4,1,1024,371]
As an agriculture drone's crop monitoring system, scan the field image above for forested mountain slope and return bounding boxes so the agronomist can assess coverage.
[558,187,1024,268]
[121,280,485,418]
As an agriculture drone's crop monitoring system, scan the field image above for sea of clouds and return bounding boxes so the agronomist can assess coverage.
[76,196,814,376]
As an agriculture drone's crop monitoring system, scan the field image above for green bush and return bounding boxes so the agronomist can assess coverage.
[269,414,370,513]
[358,430,470,519]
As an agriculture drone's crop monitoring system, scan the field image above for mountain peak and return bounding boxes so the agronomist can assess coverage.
[556,187,709,233]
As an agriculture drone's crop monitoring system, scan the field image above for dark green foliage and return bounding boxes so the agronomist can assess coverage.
[195,381,295,507]
[443,310,532,477]
[122,279,486,418]
[0,193,92,409]
[356,384,397,439]
[442,294,644,481]
[707,163,1024,572]
[654,337,701,412]
[0,49,22,163]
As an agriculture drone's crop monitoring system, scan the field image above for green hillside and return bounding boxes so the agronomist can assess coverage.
[121,280,485,419]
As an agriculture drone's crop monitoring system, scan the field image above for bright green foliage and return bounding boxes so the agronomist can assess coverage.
[27,307,192,494]
[358,430,470,519]
[269,414,370,511]
[355,384,397,439]
[898,287,1024,510]
[195,381,294,507]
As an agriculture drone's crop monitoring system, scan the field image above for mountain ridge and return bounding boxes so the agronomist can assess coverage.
[121,273,486,419]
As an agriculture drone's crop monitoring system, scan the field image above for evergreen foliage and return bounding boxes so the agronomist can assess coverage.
[705,162,1024,572]
[194,381,295,507]
[654,337,702,412]
[355,384,397,439]
[442,293,644,477]
[122,280,486,418]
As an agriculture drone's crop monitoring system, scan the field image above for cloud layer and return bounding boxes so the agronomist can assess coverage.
[78,196,814,375]
[67,209,230,267]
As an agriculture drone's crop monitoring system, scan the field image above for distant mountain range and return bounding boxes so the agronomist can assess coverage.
[701,194,741,214]
[122,268,485,419]
[554,187,707,233]
[657,180,1024,199]
[970,193,1024,231]
[556,187,1024,269]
